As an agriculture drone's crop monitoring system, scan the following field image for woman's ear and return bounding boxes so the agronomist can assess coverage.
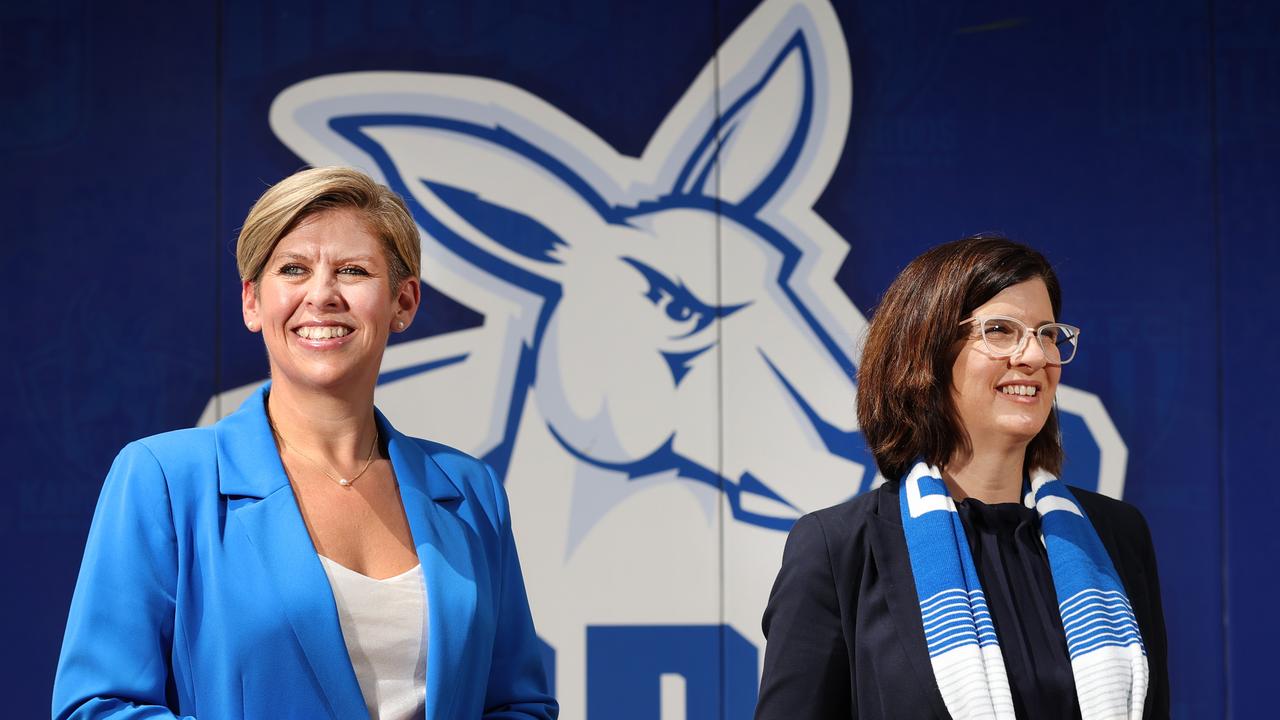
[391,276,421,332]
[241,279,261,332]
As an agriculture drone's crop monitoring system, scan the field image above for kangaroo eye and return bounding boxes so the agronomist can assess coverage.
[622,257,748,339]
[666,300,694,323]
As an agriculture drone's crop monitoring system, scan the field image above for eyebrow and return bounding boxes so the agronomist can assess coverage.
[1013,313,1054,325]
[274,252,378,263]
[965,314,1059,328]
[1018,315,1060,328]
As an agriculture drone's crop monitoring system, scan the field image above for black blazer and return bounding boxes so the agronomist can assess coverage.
[754,480,1169,720]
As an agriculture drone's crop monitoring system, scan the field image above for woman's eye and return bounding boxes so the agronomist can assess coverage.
[1050,327,1078,345]
[338,266,369,276]
[279,264,306,276]
[986,323,1013,336]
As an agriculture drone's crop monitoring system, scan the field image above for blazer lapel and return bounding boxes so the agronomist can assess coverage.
[382,413,477,720]
[216,386,367,720]
[867,481,952,718]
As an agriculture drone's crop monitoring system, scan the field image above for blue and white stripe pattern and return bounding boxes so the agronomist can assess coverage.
[1028,469,1148,719]
[900,462,1148,720]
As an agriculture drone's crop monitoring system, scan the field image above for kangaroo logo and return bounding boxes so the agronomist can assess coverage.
[202,0,1127,715]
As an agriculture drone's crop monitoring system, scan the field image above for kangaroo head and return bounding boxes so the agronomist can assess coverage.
[269,0,872,524]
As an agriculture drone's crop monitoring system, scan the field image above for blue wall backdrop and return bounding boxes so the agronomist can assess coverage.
[3,0,1276,717]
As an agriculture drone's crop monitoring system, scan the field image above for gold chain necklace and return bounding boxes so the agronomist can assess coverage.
[273,423,379,488]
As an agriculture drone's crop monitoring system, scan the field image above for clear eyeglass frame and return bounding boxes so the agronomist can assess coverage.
[958,314,1081,365]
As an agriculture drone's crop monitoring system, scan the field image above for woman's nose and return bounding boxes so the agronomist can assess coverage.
[304,274,343,308]
[1011,330,1049,368]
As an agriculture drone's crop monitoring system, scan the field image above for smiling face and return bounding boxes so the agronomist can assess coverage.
[241,208,419,395]
[950,278,1062,455]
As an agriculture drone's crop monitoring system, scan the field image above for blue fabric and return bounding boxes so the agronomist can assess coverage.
[53,385,557,720]
[1036,494,1140,661]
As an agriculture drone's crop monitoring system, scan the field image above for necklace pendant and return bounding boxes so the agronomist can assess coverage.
[338,478,351,486]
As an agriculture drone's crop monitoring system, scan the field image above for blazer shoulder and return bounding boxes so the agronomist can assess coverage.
[786,484,888,561]
[412,436,485,468]
[808,483,890,533]
[134,426,216,459]
[89,430,216,529]
[414,437,493,483]
[120,427,217,488]
[1068,486,1151,539]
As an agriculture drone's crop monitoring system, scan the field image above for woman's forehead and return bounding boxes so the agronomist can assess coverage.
[273,209,383,259]
[972,279,1054,321]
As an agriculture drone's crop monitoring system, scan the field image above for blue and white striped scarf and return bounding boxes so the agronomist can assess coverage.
[899,461,1148,719]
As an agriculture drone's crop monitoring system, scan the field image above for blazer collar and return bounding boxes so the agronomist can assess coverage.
[874,479,904,525]
[214,383,464,502]
[213,384,289,498]
[218,383,475,719]
[380,405,463,503]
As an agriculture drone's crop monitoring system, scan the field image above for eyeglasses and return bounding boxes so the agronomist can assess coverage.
[959,315,1081,365]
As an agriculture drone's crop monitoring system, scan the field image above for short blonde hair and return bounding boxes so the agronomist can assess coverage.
[236,167,421,291]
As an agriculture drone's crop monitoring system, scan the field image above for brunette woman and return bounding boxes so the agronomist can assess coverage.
[755,236,1168,719]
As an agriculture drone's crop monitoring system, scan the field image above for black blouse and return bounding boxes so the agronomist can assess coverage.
[955,498,1083,720]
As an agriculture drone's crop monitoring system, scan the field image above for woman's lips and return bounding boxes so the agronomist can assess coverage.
[291,325,354,349]
[996,383,1040,402]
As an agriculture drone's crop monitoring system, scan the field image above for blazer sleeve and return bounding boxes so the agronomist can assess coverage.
[52,442,193,720]
[481,464,559,720]
[755,512,853,720]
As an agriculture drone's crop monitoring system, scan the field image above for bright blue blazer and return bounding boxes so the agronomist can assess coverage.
[53,386,557,720]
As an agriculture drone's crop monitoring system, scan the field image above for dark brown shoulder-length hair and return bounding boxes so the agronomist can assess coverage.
[856,234,1064,482]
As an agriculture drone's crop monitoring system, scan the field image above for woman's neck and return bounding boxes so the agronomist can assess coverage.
[942,445,1026,505]
[265,380,379,466]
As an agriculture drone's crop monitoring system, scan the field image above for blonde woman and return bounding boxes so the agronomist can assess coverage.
[54,167,557,719]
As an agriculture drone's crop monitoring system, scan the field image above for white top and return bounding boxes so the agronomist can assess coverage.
[318,555,428,720]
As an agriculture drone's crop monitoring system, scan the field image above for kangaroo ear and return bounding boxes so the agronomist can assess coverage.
[675,34,813,212]
[324,114,610,290]
[669,1,849,214]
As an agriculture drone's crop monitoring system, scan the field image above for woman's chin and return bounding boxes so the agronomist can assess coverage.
[992,418,1048,445]
[269,359,379,394]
